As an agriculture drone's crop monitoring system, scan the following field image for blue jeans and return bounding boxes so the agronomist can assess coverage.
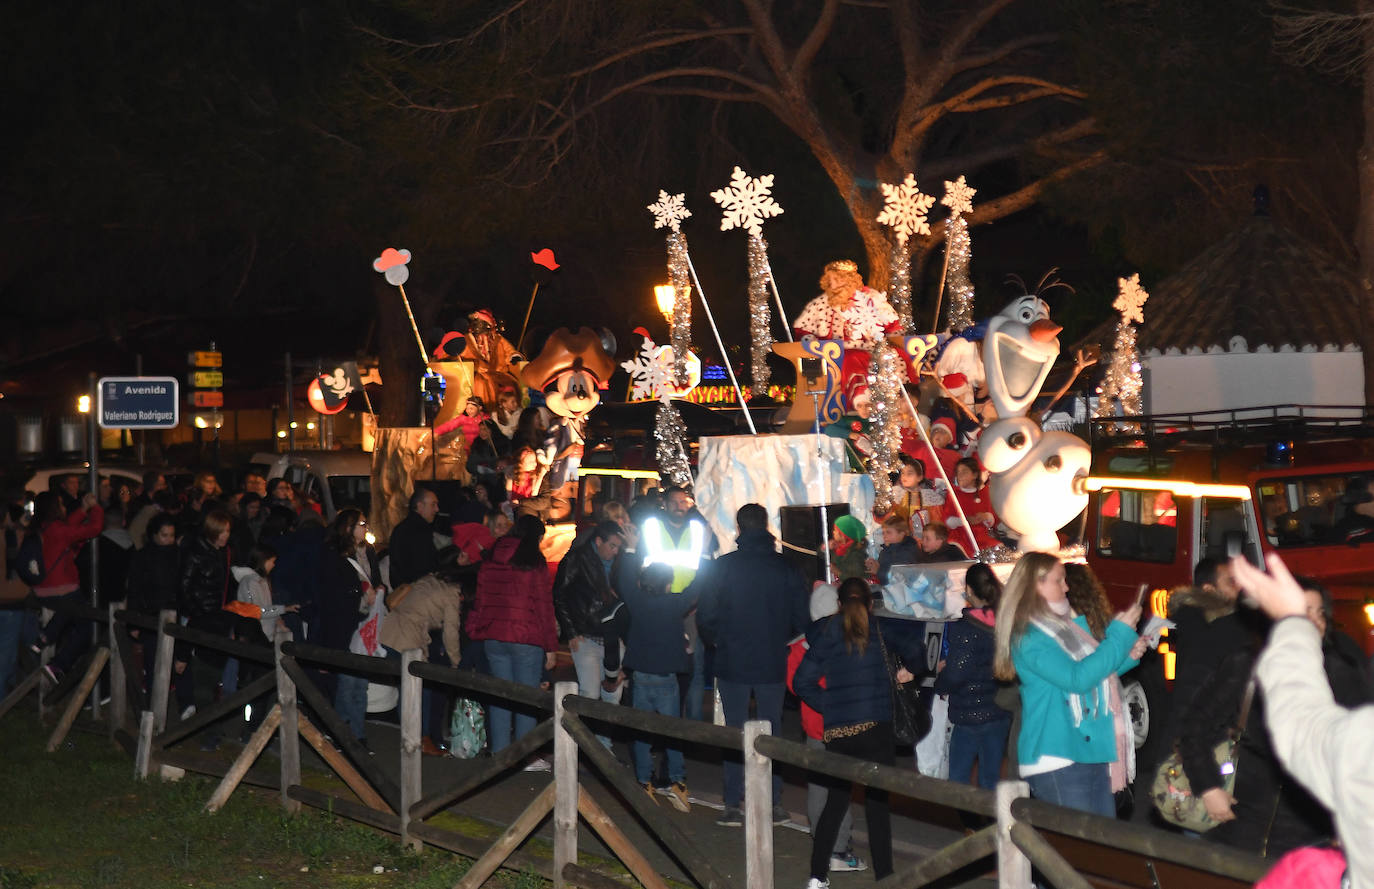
[718,678,785,807]
[948,717,1011,791]
[632,672,684,785]
[483,640,545,753]
[334,672,369,742]
[1025,760,1114,817]
[0,608,25,695]
[682,642,706,721]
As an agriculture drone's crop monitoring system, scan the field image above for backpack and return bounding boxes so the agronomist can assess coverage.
[14,531,45,587]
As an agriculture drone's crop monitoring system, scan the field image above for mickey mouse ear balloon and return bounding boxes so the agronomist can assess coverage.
[373,247,412,286]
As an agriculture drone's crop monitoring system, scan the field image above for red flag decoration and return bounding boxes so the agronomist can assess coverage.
[530,248,559,271]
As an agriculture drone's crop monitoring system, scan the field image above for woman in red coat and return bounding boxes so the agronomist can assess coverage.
[466,514,557,758]
[31,490,104,682]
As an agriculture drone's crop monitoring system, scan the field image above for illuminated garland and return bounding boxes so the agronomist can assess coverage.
[667,231,692,385]
[747,234,773,390]
[888,240,913,331]
[868,347,903,512]
[943,214,974,332]
[1096,273,1149,421]
[655,401,693,487]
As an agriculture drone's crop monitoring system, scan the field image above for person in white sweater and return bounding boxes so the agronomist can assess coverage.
[1232,553,1374,889]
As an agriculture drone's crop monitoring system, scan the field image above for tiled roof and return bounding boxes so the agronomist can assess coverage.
[1085,216,1364,354]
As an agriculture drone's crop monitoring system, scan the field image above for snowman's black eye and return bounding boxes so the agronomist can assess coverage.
[1008,432,1027,449]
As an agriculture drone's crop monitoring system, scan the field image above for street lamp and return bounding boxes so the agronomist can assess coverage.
[76,394,91,414]
[654,284,676,324]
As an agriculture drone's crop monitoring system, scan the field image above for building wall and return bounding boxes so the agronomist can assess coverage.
[1143,350,1364,416]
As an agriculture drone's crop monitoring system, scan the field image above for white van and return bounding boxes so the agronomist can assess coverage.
[247,451,372,520]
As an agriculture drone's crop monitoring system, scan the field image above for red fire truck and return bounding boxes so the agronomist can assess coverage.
[1081,406,1374,750]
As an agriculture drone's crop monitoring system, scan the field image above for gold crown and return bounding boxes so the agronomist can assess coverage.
[825,259,859,273]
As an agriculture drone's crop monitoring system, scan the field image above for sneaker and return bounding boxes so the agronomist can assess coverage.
[522,756,552,772]
[772,805,792,826]
[667,782,691,813]
[41,664,63,685]
[716,806,743,827]
[421,736,445,757]
[180,704,197,721]
[828,850,868,873]
[805,879,829,889]
[641,782,659,805]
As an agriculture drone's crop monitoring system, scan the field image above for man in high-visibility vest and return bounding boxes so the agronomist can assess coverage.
[639,486,714,721]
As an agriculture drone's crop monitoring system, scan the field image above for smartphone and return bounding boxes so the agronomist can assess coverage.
[1133,583,1148,610]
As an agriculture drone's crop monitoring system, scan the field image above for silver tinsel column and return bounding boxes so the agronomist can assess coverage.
[868,346,903,513]
[887,239,913,331]
[667,231,692,386]
[943,214,975,332]
[655,401,693,487]
[1096,319,1143,418]
[747,233,772,391]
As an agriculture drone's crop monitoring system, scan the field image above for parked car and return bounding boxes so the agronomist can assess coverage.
[22,464,192,499]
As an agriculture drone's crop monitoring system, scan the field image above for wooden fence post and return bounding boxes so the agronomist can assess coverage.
[276,627,301,815]
[107,603,126,736]
[149,609,177,734]
[399,648,423,851]
[997,780,1032,889]
[744,719,774,889]
[553,680,579,889]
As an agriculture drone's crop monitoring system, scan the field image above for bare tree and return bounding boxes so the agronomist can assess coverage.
[359,0,1103,287]
[1272,1,1374,406]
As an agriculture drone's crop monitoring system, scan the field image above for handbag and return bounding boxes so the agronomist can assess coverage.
[877,628,930,745]
[449,696,488,759]
[1151,675,1256,832]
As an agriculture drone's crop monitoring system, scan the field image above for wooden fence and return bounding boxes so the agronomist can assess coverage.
[1,594,1272,889]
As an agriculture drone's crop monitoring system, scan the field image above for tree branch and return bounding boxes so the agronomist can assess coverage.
[911,75,1085,138]
[921,117,1097,180]
[922,152,1107,245]
[950,33,1060,74]
[951,85,1083,114]
[738,0,796,90]
[561,28,755,79]
[792,0,841,81]
[929,0,1024,87]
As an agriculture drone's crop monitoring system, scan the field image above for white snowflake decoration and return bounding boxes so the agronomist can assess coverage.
[876,173,936,245]
[710,166,784,237]
[941,175,977,216]
[621,337,677,405]
[1114,273,1150,325]
[647,190,692,232]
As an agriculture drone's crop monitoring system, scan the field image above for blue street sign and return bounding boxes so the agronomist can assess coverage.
[97,376,180,429]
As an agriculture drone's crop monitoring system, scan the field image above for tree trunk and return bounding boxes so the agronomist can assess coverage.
[1360,1,1374,408]
[374,279,423,427]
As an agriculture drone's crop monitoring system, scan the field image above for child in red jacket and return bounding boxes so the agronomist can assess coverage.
[786,583,868,873]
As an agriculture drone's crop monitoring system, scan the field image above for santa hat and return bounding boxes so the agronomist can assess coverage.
[932,416,957,440]
[942,373,968,391]
[846,376,870,406]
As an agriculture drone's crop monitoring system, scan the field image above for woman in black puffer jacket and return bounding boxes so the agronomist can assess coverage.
[934,563,1010,793]
[794,578,925,886]
[178,509,235,748]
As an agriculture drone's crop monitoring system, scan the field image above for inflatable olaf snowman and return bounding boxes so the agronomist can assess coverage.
[976,295,1092,552]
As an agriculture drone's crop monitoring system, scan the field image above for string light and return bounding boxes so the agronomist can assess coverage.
[747,233,772,390]
[1096,274,1149,423]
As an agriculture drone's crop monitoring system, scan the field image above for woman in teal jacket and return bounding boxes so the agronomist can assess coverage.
[993,552,1146,816]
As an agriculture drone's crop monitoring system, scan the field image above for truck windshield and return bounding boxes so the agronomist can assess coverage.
[1259,472,1373,547]
[329,476,372,515]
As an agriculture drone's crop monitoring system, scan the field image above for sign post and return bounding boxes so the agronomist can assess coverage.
[97,377,181,430]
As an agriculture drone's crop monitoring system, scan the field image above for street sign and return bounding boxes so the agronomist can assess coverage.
[190,390,224,408]
[97,376,180,429]
[188,350,223,368]
[190,370,224,388]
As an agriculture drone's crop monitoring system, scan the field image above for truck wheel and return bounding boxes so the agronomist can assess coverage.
[1123,678,1150,749]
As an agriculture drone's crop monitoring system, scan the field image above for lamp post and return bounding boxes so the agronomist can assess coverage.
[654,284,676,327]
